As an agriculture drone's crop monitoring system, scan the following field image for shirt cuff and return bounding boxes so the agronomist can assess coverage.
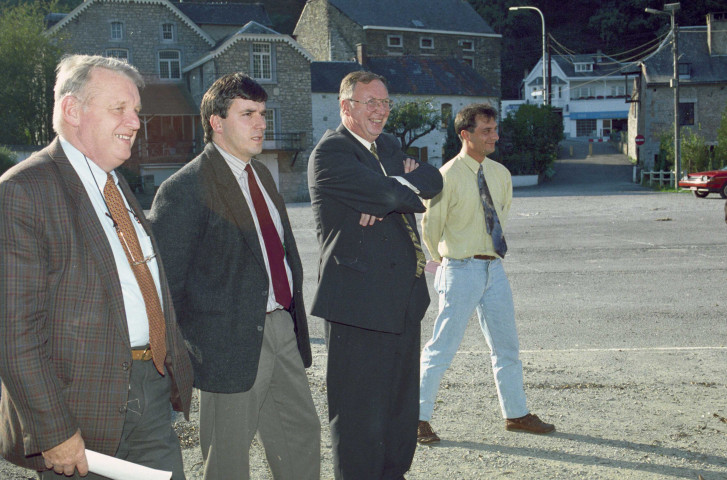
[391,176,420,194]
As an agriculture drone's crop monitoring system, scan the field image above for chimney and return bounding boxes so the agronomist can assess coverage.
[356,43,366,67]
[707,12,727,55]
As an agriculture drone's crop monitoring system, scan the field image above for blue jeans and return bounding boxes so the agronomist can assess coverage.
[419,257,528,420]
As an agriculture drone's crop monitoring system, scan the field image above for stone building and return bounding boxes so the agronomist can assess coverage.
[628,12,727,171]
[294,0,501,98]
[46,0,313,201]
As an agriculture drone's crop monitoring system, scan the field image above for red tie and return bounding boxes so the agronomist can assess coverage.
[245,164,292,310]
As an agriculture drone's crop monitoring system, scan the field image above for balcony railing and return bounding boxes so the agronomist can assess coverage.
[263,132,306,151]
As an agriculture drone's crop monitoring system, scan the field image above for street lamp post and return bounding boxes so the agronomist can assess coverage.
[646,3,681,185]
[509,6,547,106]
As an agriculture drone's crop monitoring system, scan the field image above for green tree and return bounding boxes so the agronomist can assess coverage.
[681,126,712,173]
[0,0,63,146]
[494,104,563,176]
[0,146,18,176]
[384,99,440,151]
[441,114,460,164]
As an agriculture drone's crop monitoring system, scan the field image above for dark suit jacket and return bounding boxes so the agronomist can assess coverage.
[307,126,443,332]
[0,138,193,470]
[149,143,311,394]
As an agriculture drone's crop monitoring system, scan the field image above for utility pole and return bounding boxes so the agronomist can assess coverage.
[646,3,681,185]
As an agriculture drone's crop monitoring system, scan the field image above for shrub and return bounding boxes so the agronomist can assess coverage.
[0,146,17,176]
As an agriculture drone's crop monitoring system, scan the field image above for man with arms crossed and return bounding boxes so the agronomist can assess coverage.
[150,72,320,480]
[417,103,554,445]
[308,71,442,479]
[0,54,193,479]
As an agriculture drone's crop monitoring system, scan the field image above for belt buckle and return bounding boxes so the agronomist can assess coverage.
[141,346,153,361]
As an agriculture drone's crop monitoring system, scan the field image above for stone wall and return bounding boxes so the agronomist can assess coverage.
[53,1,211,80]
[638,83,727,170]
[212,39,313,202]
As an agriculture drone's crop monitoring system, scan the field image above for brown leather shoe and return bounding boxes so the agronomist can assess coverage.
[417,421,441,444]
[505,413,555,434]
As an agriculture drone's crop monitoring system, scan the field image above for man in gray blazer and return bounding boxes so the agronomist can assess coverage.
[308,71,442,479]
[0,55,193,479]
[149,73,320,480]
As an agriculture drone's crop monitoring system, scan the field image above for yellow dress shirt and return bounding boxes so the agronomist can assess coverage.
[421,152,512,262]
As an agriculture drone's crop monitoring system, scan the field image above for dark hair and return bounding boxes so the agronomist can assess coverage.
[200,73,268,143]
[454,103,498,138]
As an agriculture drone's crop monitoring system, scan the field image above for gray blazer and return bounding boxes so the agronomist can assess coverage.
[149,143,311,393]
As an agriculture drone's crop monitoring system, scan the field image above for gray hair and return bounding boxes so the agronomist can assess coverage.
[338,70,387,119]
[53,54,144,134]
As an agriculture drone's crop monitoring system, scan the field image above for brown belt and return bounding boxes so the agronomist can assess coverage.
[473,255,497,261]
[131,347,153,361]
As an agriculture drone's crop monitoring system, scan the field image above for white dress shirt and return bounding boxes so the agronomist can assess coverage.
[60,137,161,347]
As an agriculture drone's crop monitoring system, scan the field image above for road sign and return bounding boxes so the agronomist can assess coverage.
[635,134,645,146]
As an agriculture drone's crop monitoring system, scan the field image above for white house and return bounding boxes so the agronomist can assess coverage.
[508,52,637,140]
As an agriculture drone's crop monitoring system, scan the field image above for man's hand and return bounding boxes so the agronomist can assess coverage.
[403,158,419,174]
[42,429,88,476]
[359,213,382,227]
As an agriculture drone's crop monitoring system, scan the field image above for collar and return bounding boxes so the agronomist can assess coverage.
[213,142,250,179]
[59,136,117,188]
[344,126,375,151]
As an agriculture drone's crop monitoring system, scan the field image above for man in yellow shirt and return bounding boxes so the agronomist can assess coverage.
[417,103,554,444]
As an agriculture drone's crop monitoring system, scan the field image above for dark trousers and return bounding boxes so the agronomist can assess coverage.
[325,311,420,480]
[39,359,185,480]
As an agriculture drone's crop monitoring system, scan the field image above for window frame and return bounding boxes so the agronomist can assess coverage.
[110,21,124,41]
[161,23,175,42]
[387,35,403,48]
[460,39,474,51]
[251,42,274,82]
[419,37,434,49]
[106,48,129,61]
[158,50,181,80]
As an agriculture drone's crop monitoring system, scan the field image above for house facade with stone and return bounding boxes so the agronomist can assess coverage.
[628,12,727,171]
[294,0,501,98]
[46,0,313,201]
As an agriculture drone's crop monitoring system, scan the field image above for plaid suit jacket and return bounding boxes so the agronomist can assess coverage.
[0,138,193,470]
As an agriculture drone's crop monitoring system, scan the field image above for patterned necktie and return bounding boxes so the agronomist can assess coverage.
[245,164,292,310]
[103,174,166,374]
[477,164,508,258]
[370,143,426,277]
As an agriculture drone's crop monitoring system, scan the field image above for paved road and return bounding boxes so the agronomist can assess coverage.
[2,141,726,479]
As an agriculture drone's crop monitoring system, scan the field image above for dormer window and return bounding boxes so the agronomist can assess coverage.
[575,63,593,72]
[678,63,691,78]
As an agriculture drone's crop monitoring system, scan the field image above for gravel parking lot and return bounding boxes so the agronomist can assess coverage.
[2,141,726,479]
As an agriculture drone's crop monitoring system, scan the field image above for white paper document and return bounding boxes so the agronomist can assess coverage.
[85,449,172,480]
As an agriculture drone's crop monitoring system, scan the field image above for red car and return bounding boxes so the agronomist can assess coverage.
[678,167,727,198]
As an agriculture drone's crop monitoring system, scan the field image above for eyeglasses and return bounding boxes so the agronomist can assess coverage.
[348,98,394,111]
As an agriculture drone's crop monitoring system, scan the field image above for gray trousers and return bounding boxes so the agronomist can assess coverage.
[199,309,321,480]
[39,359,185,480]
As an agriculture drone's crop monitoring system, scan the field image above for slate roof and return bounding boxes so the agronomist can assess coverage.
[311,56,497,97]
[171,1,272,27]
[328,0,495,35]
[642,26,727,85]
[551,54,634,79]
